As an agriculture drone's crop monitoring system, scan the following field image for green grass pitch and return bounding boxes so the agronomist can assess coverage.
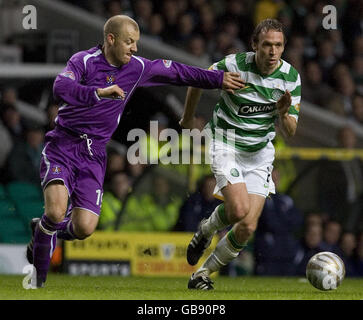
[1,274,363,300]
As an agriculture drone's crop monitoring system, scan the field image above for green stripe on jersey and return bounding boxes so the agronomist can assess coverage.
[216,117,275,138]
[209,121,270,152]
[216,58,228,72]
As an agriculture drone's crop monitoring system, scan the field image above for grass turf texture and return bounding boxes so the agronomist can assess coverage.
[1,274,363,300]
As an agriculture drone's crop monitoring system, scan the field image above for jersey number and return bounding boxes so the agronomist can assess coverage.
[96,189,103,206]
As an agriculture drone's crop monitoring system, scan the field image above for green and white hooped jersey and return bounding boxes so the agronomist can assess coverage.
[208,52,301,152]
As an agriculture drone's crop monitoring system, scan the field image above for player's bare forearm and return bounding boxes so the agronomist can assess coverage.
[179,87,203,129]
[279,114,297,137]
[276,90,297,137]
[97,85,125,100]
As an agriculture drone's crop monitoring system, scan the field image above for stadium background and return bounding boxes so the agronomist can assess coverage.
[0,0,362,280]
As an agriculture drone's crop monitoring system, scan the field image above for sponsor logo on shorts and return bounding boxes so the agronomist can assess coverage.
[230,168,239,177]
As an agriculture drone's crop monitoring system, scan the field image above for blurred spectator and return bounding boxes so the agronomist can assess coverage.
[304,212,324,228]
[219,20,246,52]
[317,126,363,228]
[173,13,195,48]
[283,48,303,74]
[329,73,356,117]
[352,93,363,125]
[0,119,13,172]
[341,1,363,53]
[195,3,217,45]
[0,103,24,142]
[290,0,315,36]
[217,0,254,46]
[105,149,127,186]
[328,29,345,59]
[5,124,44,184]
[147,14,165,41]
[99,171,131,230]
[287,34,305,57]
[322,220,343,255]
[175,175,221,231]
[352,36,363,57]
[293,223,329,276]
[44,103,58,133]
[145,13,164,41]
[119,175,181,231]
[133,0,153,33]
[254,168,304,276]
[351,56,363,92]
[302,60,334,108]
[339,232,358,277]
[272,126,297,194]
[317,39,337,81]
[161,0,181,42]
[210,31,235,62]
[301,13,319,59]
[186,35,210,65]
[254,0,285,25]
[127,161,147,183]
[105,0,125,18]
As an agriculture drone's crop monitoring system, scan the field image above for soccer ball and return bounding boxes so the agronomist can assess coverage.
[306,251,345,291]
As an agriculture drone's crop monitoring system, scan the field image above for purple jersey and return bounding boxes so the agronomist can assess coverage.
[52,45,223,145]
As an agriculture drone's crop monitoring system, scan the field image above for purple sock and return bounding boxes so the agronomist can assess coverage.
[33,215,58,284]
[33,215,73,285]
[56,218,78,240]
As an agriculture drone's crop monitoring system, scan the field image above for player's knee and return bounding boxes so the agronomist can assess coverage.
[45,207,66,224]
[73,224,95,240]
[229,202,250,222]
[239,221,257,238]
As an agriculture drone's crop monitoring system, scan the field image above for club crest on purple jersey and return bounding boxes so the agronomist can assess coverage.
[52,166,62,174]
[106,75,115,84]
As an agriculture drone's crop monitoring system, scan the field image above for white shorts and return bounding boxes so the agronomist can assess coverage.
[208,139,276,199]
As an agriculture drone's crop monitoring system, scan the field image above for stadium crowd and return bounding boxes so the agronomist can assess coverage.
[0,0,363,276]
[60,0,363,123]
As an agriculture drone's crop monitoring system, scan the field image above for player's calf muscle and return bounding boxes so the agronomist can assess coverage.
[43,183,68,223]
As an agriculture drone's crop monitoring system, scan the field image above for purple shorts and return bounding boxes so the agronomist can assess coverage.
[40,127,107,216]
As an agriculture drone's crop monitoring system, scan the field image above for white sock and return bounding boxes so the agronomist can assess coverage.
[195,233,242,276]
[201,203,230,237]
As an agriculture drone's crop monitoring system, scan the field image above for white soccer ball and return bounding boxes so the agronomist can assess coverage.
[306,251,345,291]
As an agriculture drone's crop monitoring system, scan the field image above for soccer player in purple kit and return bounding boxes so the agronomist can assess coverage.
[25,15,245,288]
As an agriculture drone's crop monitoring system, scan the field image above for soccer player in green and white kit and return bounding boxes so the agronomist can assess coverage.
[180,19,301,290]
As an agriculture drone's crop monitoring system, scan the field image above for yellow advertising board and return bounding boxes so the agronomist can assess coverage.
[64,231,218,277]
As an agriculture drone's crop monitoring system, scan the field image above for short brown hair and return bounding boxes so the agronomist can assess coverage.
[251,19,286,46]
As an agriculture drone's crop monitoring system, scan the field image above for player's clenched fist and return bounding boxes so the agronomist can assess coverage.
[97,84,126,100]
[222,72,246,94]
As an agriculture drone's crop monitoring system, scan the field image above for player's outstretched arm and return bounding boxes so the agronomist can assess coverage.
[277,90,297,137]
[179,87,203,129]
